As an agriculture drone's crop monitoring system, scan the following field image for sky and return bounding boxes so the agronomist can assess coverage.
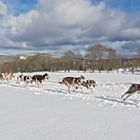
[0,0,140,57]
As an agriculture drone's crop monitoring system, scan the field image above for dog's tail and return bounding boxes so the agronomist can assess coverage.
[94,82,97,87]
[58,79,64,84]
[58,81,62,84]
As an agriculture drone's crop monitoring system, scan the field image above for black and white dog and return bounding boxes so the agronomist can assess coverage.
[16,74,32,84]
[31,73,49,86]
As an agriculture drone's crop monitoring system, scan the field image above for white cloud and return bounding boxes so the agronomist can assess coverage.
[0,1,7,15]
[121,28,140,40]
[4,0,125,44]
[0,0,140,56]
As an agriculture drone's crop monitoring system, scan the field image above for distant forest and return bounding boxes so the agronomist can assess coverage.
[0,44,140,73]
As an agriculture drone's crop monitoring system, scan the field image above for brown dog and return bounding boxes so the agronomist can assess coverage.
[59,75,85,93]
[80,79,96,93]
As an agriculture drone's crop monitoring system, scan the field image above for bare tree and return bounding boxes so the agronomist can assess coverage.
[87,44,107,72]
[61,51,76,72]
[106,48,118,71]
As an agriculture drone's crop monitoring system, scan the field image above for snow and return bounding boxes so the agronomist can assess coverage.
[0,71,140,140]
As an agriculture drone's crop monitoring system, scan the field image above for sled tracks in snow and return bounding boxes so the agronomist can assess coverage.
[0,82,140,109]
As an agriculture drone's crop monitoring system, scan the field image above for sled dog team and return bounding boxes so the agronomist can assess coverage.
[16,74,96,94]
[0,72,140,101]
[59,75,140,101]
[59,75,96,93]
[16,73,49,85]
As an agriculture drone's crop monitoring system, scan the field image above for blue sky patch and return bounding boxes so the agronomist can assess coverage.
[5,0,37,15]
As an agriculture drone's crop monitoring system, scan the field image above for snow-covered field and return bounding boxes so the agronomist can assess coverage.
[0,71,140,140]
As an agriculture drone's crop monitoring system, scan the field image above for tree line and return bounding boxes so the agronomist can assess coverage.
[0,44,139,73]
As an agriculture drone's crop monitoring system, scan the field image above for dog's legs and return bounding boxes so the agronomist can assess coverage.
[65,81,71,93]
[121,90,130,99]
[16,77,20,84]
[122,92,136,101]
[80,86,83,93]
[68,85,71,93]
[36,80,40,87]
[121,93,127,99]
[71,79,76,92]
[123,94,132,101]
[90,88,93,94]
[24,81,28,87]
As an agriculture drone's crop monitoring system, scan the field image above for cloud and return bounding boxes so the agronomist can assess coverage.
[99,40,140,57]
[4,1,125,44]
[122,29,140,41]
[0,0,140,56]
[0,1,7,15]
